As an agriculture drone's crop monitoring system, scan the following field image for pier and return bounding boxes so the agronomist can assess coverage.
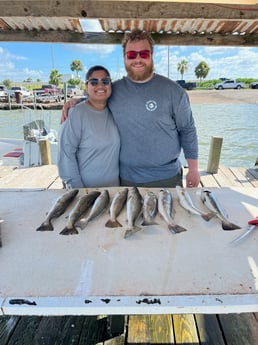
[0,164,257,344]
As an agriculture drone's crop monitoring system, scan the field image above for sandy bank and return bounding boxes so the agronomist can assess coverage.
[187,89,258,105]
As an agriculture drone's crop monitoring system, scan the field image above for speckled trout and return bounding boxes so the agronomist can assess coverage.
[124,187,143,238]
[105,188,128,228]
[201,189,241,230]
[36,189,79,231]
[60,191,100,235]
[158,189,187,234]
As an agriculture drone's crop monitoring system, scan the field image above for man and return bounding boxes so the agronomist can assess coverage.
[61,29,200,188]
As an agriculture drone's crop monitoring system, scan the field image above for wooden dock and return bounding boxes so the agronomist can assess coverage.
[0,164,257,345]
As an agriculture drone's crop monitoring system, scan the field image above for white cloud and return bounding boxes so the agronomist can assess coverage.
[64,43,116,55]
[154,46,258,80]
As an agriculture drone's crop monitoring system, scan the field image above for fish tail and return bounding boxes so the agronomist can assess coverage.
[59,226,79,235]
[168,224,187,234]
[36,221,54,231]
[222,220,241,231]
[201,212,216,222]
[124,226,142,239]
[105,219,122,228]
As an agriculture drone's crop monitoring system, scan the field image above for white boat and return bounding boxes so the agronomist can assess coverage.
[0,106,58,168]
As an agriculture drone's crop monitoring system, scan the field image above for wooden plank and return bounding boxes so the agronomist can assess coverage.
[195,314,225,345]
[1,1,257,19]
[0,166,17,179]
[228,167,255,188]
[200,171,221,188]
[218,313,258,345]
[219,166,249,187]
[0,165,59,189]
[127,314,175,344]
[212,167,237,187]
[149,314,174,344]
[6,316,42,344]
[0,316,20,344]
[238,167,258,188]
[33,316,86,345]
[172,314,199,344]
[78,316,107,345]
[127,315,150,343]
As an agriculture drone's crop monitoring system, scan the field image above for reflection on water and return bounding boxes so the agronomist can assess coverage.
[0,103,257,169]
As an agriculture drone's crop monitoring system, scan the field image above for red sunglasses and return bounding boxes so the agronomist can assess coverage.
[125,50,151,60]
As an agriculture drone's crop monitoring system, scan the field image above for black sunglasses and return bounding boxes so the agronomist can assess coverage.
[87,78,111,86]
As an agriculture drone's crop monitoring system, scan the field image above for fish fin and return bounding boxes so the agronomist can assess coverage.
[201,212,216,222]
[222,220,241,231]
[36,221,54,231]
[168,224,187,234]
[105,219,122,228]
[59,226,79,235]
[142,220,159,226]
[124,226,142,239]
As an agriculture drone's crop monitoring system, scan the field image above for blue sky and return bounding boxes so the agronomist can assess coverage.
[1,24,258,83]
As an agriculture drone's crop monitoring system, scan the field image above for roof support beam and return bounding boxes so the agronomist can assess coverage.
[0,1,258,19]
[0,30,257,47]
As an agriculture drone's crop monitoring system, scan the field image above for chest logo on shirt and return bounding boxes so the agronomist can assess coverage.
[146,100,157,112]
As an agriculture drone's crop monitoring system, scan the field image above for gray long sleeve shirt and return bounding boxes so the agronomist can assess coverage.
[58,101,120,188]
[109,74,198,183]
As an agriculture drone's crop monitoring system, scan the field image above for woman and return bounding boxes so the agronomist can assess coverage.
[58,65,120,188]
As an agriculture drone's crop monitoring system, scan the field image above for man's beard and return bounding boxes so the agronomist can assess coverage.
[126,62,154,82]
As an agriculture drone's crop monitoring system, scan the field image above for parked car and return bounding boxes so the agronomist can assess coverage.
[8,86,32,98]
[214,80,245,90]
[0,85,8,101]
[249,81,258,89]
[66,85,84,97]
[176,80,197,90]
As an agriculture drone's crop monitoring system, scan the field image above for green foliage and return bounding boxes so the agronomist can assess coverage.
[2,79,12,89]
[70,60,84,77]
[68,78,81,86]
[49,69,62,86]
[177,60,188,79]
[195,61,210,81]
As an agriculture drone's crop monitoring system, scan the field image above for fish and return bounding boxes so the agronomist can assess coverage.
[60,191,101,235]
[105,188,128,228]
[201,189,241,230]
[36,189,79,231]
[142,191,158,226]
[124,187,143,238]
[158,189,187,234]
[76,190,110,229]
[176,185,215,221]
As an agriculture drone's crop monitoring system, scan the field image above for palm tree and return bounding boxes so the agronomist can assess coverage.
[177,59,188,79]
[49,69,62,86]
[195,61,210,82]
[70,60,84,78]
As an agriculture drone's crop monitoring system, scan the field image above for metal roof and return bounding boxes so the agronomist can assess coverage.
[0,0,257,46]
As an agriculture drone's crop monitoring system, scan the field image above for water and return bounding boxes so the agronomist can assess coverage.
[0,103,257,169]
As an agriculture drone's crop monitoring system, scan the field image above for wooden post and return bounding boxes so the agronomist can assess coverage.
[39,139,52,165]
[206,136,223,174]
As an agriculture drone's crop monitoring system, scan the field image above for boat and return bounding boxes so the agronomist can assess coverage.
[0,106,58,168]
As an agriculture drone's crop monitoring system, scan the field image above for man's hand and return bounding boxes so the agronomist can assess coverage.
[186,159,200,187]
[60,98,78,124]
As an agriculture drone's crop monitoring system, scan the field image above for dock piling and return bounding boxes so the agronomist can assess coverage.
[206,136,223,174]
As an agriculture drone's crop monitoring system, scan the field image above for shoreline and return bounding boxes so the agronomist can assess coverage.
[187,89,258,105]
[0,89,257,110]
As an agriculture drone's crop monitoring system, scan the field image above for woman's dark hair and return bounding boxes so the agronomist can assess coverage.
[86,65,111,81]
